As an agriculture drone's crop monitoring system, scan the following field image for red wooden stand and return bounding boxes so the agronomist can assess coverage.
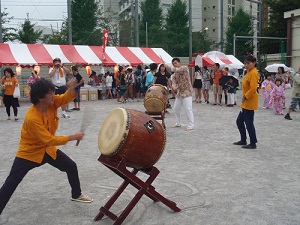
[94,155,180,225]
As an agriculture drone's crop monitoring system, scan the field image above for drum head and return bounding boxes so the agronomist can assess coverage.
[144,98,165,113]
[98,108,128,155]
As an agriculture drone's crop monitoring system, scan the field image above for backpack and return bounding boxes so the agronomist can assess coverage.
[135,70,143,85]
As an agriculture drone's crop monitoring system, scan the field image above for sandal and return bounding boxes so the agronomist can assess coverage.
[186,127,194,131]
[71,194,93,203]
[171,124,181,128]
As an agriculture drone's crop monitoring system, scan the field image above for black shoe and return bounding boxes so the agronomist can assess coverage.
[242,144,257,149]
[233,141,247,145]
[284,114,292,120]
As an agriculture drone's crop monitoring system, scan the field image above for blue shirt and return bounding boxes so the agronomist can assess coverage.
[145,71,154,87]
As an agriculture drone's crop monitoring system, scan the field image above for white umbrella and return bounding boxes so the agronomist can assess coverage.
[265,63,289,73]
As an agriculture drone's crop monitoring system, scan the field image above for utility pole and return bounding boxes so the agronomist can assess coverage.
[131,0,134,46]
[0,0,3,43]
[67,0,72,45]
[220,0,224,52]
[188,0,192,75]
[135,0,139,47]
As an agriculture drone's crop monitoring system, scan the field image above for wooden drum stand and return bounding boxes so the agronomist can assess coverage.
[94,155,181,225]
[146,109,166,129]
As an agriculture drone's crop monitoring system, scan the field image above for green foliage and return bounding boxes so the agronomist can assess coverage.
[71,0,98,45]
[17,18,42,43]
[1,10,17,42]
[260,0,300,54]
[97,7,120,46]
[42,20,68,44]
[192,30,213,53]
[139,0,163,47]
[225,7,253,58]
[165,0,189,56]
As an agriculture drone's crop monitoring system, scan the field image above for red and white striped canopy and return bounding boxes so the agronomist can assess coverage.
[0,43,173,67]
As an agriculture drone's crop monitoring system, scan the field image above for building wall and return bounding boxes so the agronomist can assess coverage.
[284,8,300,71]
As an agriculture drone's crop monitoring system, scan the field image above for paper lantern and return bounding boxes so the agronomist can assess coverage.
[16,66,22,76]
[86,66,91,75]
[34,66,40,75]
[114,65,119,73]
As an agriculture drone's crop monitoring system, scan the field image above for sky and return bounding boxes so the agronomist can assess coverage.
[1,0,67,31]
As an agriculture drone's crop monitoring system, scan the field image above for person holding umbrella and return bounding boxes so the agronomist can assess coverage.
[233,55,260,149]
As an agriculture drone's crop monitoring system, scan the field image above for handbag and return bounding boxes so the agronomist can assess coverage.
[0,87,3,97]
[13,86,20,98]
[285,83,291,89]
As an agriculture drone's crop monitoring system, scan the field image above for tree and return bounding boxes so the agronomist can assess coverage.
[71,0,98,45]
[17,18,42,43]
[260,0,300,54]
[192,30,213,53]
[1,10,17,42]
[164,0,189,56]
[139,0,164,47]
[98,7,120,46]
[42,20,68,44]
[225,8,253,58]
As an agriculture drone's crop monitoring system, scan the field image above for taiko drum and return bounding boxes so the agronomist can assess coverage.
[98,108,166,169]
[144,84,169,114]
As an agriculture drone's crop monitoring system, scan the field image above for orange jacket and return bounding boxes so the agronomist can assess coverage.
[16,89,77,163]
[240,67,260,110]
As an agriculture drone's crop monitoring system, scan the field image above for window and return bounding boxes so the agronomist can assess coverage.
[228,0,231,4]
[213,29,216,32]
[204,7,207,10]
[212,5,215,9]
[204,19,207,22]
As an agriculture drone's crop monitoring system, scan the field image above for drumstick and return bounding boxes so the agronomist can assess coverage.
[76,107,90,146]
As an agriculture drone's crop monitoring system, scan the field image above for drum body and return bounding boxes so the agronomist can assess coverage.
[98,108,166,169]
[144,84,168,114]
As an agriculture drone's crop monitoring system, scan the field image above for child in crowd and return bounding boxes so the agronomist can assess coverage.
[269,79,285,115]
[261,74,275,109]
[225,78,235,107]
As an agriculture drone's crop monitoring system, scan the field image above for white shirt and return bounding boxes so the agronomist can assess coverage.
[106,76,113,87]
[49,67,66,87]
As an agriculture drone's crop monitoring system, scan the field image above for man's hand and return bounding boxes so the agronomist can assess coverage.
[68,131,84,141]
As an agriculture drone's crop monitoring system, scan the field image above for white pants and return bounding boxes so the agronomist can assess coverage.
[228,93,235,105]
[174,96,194,128]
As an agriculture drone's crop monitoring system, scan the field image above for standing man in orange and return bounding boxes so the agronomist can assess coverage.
[0,79,93,216]
[49,57,71,118]
[212,63,223,105]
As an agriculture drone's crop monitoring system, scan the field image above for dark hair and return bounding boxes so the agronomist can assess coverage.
[4,68,15,76]
[195,65,201,72]
[137,65,142,70]
[32,70,37,75]
[71,65,78,72]
[172,58,180,64]
[30,79,55,105]
[224,67,229,71]
[53,57,61,63]
[203,66,208,70]
[244,55,256,63]
[215,63,220,68]
[119,66,123,73]
[144,65,149,70]
[150,63,158,71]
[278,66,285,73]
[275,78,282,84]
[158,64,165,71]
[265,73,271,78]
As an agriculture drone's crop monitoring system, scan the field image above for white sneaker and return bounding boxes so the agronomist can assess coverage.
[62,113,70,118]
